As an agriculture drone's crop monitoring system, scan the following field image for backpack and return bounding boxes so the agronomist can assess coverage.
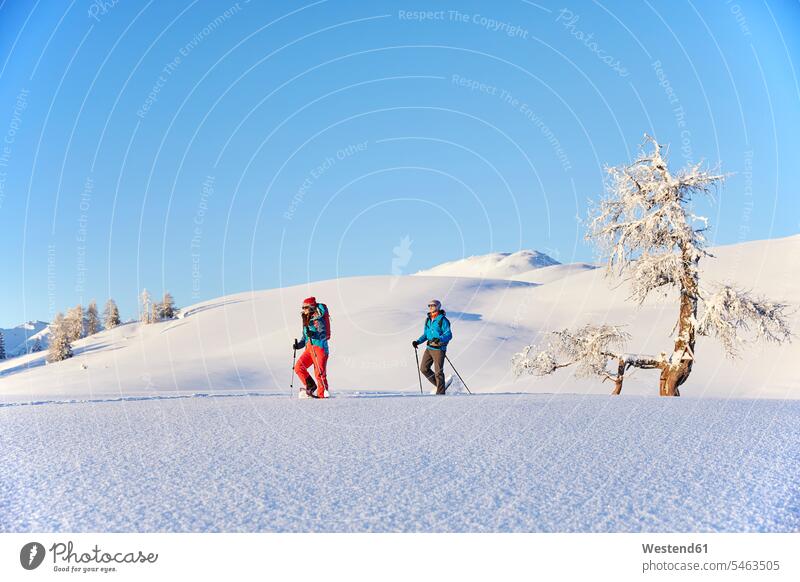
[318,303,332,340]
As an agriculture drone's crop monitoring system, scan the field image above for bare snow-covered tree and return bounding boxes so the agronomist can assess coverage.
[140,289,152,324]
[0,330,5,360]
[64,305,84,343]
[84,300,100,336]
[103,298,121,329]
[47,312,73,363]
[512,135,792,396]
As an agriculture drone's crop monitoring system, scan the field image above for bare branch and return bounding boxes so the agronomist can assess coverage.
[512,324,630,380]
[698,283,793,357]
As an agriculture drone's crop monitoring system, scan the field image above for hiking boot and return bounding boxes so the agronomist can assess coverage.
[305,377,317,398]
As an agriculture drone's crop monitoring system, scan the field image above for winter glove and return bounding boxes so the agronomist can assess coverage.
[293,339,303,350]
[412,340,420,348]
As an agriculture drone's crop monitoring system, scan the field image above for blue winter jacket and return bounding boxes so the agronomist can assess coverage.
[296,304,329,354]
[417,311,452,351]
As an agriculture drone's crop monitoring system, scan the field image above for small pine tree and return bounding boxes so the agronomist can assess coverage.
[150,302,159,323]
[65,305,84,342]
[85,300,100,336]
[159,292,176,319]
[140,289,152,324]
[47,313,73,363]
[0,329,6,360]
[31,337,43,353]
[103,298,121,329]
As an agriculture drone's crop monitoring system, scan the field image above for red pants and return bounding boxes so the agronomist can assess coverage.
[294,345,328,397]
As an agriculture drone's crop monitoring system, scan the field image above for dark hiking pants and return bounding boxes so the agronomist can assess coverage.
[420,348,447,394]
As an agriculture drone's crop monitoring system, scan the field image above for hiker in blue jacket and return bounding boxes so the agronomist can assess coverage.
[412,299,453,394]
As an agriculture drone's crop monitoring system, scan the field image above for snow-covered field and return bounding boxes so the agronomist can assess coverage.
[1,236,798,532]
[2,392,798,532]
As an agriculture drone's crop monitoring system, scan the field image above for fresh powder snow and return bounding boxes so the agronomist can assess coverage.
[1,393,797,532]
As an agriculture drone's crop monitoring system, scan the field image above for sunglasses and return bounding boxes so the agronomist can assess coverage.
[302,306,313,310]
[427,304,438,308]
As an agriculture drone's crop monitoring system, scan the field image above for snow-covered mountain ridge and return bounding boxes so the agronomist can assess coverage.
[414,249,561,279]
[0,321,49,357]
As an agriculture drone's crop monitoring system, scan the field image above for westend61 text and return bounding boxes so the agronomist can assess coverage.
[642,542,708,554]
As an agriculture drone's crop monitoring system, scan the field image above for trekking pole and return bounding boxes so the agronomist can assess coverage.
[289,340,298,397]
[444,353,472,394]
[413,345,423,395]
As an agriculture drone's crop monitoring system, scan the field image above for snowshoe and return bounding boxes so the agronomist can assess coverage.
[430,375,454,395]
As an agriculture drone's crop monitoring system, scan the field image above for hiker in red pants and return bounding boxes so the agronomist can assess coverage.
[293,297,330,398]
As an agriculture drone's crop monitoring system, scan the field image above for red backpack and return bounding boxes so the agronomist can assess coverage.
[318,303,332,340]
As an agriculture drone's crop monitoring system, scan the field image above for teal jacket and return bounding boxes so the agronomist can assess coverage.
[417,311,452,351]
[296,304,329,354]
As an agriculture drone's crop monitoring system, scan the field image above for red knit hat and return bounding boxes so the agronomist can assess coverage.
[302,296,317,306]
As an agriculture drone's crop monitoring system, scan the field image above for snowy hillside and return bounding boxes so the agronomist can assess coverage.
[414,249,560,279]
[510,262,598,284]
[2,235,799,534]
[0,236,798,402]
[0,321,49,357]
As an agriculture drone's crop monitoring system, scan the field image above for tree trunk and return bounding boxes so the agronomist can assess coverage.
[660,245,699,397]
[659,364,689,396]
[611,358,625,395]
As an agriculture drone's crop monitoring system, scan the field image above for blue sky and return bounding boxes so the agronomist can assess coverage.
[0,0,798,327]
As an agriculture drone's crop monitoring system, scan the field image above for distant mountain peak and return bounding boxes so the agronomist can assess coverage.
[414,250,560,279]
[16,320,48,330]
[1,320,51,358]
